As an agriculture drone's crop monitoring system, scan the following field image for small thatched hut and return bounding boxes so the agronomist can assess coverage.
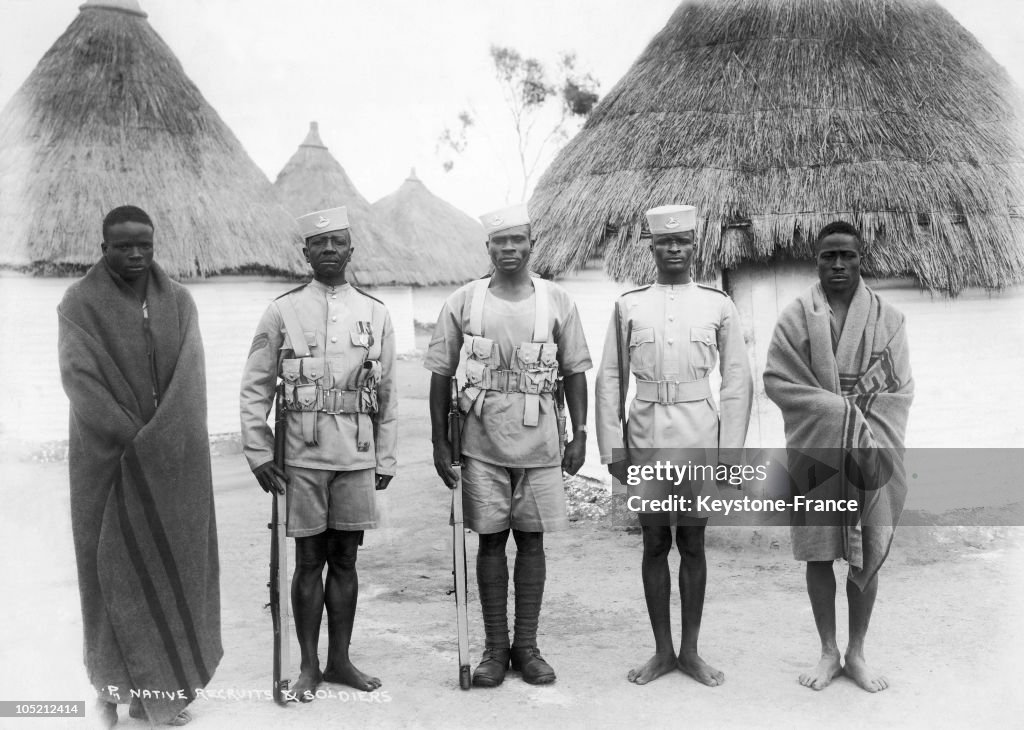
[528,0,1024,448]
[530,0,1024,294]
[0,0,304,278]
[371,169,487,285]
[274,121,419,287]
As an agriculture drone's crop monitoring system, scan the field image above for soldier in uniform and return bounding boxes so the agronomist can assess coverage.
[427,203,591,687]
[595,204,753,686]
[240,206,397,701]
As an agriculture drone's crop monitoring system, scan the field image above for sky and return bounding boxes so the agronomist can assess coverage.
[1,0,1022,220]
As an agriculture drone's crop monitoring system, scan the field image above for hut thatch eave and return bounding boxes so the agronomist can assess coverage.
[529,0,1024,295]
[370,170,487,286]
[0,1,306,279]
[273,122,422,287]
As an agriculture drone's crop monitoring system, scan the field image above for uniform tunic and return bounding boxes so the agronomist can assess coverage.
[595,282,753,463]
[240,280,397,475]
[424,279,592,468]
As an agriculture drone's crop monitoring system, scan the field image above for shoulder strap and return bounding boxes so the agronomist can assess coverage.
[467,277,490,336]
[351,284,384,305]
[532,277,549,343]
[273,283,307,300]
[697,283,728,297]
[276,293,311,358]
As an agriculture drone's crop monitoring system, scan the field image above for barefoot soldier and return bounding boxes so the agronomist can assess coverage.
[240,206,397,701]
[427,203,591,687]
[595,205,752,686]
[59,206,221,727]
[764,221,913,692]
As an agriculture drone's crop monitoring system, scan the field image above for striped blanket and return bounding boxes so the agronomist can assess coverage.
[764,281,913,589]
[58,260,221,723]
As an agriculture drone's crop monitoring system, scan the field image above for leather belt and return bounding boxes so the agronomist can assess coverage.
[288,388,370,414]
[479,369,556,395]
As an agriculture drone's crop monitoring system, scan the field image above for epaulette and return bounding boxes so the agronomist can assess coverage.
[618,284,653,299]
[273,283,308,300]
[351,284,384,306]
[697,284,729,297]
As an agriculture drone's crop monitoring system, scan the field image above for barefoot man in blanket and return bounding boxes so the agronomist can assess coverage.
[240,206,397,701]
[764,221,914,692]
[595,204,753,686]
[58,205,221,727]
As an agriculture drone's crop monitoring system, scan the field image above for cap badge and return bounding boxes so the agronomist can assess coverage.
[665,217,679,229]
[315,216,330,229]
[490,215,504,226]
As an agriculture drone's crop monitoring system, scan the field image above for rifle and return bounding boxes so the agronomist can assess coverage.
[554,377,567,459]
[449,378,472,690]
[269,383,292,705]
[614,301,632,466]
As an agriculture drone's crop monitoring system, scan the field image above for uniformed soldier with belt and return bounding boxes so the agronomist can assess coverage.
[595,204,753,687]
[427,203,591,687]
[240,206,397,701]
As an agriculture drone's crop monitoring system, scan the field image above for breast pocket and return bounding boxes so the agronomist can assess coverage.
[629,326,656,371]
[689,326,718,371]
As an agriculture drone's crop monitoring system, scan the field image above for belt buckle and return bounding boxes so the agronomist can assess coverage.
[658,380,676,405]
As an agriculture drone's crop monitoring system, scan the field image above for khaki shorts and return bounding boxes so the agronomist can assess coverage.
[285,466,377,537]
[460,456,568,534]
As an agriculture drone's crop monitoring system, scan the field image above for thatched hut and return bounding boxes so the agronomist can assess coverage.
[530,0,1024,294]
[528,0,1024,448]
[274,121,420,287]
[371,169,487,285]
[0,0,304,278]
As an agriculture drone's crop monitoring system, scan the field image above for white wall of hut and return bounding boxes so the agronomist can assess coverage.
[2,266,1021,464]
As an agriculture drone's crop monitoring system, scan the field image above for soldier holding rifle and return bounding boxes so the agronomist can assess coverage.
[240,206,397,702]
[426,203,591,687]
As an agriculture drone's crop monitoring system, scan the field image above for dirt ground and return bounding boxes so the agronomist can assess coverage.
[1,357,1022,729]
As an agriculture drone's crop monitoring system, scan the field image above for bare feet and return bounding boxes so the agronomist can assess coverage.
[844,652,889,692]
[799,651,843,690]
[677,651,725,686]
[323,660,382,691]
[291,667,323,702]
[93,700,117,729]
[626,652,677,685]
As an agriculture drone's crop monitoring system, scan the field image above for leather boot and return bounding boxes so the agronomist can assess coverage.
[472,647,511,687]
[510,646,556,685]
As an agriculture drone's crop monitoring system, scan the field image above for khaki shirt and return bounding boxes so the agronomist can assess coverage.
[240,280,397,474]
[424,279,592,467]
[595,282,753,463]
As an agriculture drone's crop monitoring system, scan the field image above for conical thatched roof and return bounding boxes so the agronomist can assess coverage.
[530,0,1024,293]
[371,169,487,285]
[0,0,305,278]
[274,122,418,286]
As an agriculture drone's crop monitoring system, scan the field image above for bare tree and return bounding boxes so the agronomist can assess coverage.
[438,45,599,202]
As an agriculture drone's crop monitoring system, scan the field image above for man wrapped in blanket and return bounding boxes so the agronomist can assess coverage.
[764,221,914,693]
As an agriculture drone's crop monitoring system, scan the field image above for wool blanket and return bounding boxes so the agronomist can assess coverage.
[763,281,913,589]
[58,260,221,723]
